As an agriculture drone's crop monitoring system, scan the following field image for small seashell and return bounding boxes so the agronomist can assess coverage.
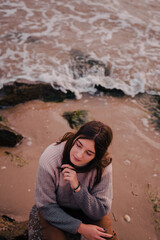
[123,160,131,165]
[1,166,7,170]
[141,118,149,128]
[27,138,32,146]
[124,214,131,222]
[153,173,157,177]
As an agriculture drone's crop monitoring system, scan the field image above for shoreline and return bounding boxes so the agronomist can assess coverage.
[0,93,160,240]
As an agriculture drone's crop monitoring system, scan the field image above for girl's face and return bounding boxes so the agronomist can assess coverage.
[70,138,96,166]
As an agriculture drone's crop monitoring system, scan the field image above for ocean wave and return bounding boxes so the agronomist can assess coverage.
[0,0,160,98]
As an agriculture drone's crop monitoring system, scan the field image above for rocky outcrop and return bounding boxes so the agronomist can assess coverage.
[0,215,28,240]
[70,49,110,79]
[63,110,92,129]
[95,85,125,97]
[0,50,125,109]
[0,79,75,108]
[0,51,113,108]
[0,123,23,147]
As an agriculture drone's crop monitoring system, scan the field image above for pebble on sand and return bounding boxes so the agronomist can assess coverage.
[124,214,131,223]
[123,160,131,165]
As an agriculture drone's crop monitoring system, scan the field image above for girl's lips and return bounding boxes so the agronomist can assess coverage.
[73,156,80,162]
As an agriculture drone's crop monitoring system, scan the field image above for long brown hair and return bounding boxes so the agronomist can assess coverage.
[57,121,113,185]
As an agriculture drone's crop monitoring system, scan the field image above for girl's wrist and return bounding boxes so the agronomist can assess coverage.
[77,223,85,234]
[74,184,81,192]
[72,181,81,192]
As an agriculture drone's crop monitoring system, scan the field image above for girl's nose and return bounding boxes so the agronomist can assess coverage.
[77,149,84,159]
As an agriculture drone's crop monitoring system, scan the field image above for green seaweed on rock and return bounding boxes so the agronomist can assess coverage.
[62,110,91,129]
[145,184,160,231]
[0,116,7,123]
[149,95,160,131]
[138,94,160,131]
[0,215,28,240]
[5,151,27,167]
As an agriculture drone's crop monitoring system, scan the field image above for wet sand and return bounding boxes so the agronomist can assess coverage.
[0,94,160,240]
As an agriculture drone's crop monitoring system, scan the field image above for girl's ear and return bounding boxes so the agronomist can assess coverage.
[100,152,112,167]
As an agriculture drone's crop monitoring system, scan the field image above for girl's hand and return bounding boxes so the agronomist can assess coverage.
[77,223,113,240]
[61,164,79,189]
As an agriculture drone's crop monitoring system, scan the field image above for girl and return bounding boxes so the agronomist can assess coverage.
[28,121,118,240]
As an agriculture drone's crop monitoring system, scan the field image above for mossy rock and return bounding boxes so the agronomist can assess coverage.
[5,151,27,167]
[143,95,160,131]
[95,85,125,97]
[152,95,160,130]
[0,79,75,107]
[63,110,92,129]
[0,215,28,240]
[0,116,7,123]
[70,49,110,79]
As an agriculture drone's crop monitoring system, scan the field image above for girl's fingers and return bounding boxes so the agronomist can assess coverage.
[96,227,113,238]
[100,232,113,238]
[61,164,75,170]
[62,169,73,179]
[61,164,79,188]
[96,226,105,231]
[63,176,70,180]
[62,168,73,175]
[62,167,76,175]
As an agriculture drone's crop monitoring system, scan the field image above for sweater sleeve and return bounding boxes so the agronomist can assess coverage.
[72,164,113,220]
[35,146,82,234]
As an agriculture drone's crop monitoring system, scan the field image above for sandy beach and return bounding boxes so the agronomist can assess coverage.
[0,0,160,239]
[0,94,159,240]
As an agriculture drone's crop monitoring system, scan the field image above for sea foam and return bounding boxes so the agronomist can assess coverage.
[0,0,160,98]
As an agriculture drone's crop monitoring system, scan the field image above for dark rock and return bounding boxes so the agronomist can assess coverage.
[5,32,23,43]
[95,85,125,97]
[0,79,75,108]
[0,123,23,147]
[0,236,8,240]
[25,36,39,43]
[13,229,28,240]
[2,216,15,223]
[63,110,92,129]
[0,50,111,108]
[70,49,110,79]
[148,95,160,130]
[0,215,28,240]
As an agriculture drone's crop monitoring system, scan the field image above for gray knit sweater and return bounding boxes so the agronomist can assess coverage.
[35,142,113,234]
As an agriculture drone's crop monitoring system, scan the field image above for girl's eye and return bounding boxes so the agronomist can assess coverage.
[76,142,81,148]
[86,151,92,156]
